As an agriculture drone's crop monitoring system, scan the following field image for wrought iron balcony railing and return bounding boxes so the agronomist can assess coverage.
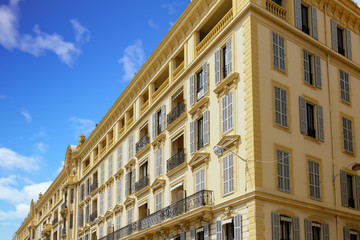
[90,180,98,193]
[89,210,97,222]
[136,134,149,153]
[135,176,149,193]
[52,217,58,225]
[167,101,185,126]
[61,202,67,211]
[167,149,185,172]
[99,190,213,240]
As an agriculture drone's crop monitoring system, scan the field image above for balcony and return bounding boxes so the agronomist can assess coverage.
[266,0,286,20]
[60,202,67,215]
[100,190,213,240]
[196,8,233,55]
[167,101,185,127]
[135,176,149,193]
[90,180,98,194]
[42,224,51,235]
[173,62,184,80]
[167,149,185,173]
[153,78,169,101]
[52,217,58,226]
[136,134,149,154]
[89,210,97,222]
[141,100,149,114]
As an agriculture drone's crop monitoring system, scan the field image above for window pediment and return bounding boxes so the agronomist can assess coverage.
[114,168,124,179]
[113,203,124,214]
[124,158,136,172]
[105,209,113,219]
[151,132,166,148]
[189,97,209,118]
[213,72,239,98]
[216,135,240,151]
[189,153,210,171]
[151,178,166,192]
[124,196,135,209]
[105,176,114,186]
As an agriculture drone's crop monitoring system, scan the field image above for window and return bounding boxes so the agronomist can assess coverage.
[299,96,324,141]
[344,228,359,240]
[272,213,300,240]
[340,70,350,103]
[215,39,232,84]
[190,62,208,106]
[99,225,103,238]
[197,70,205,101]
[303,49,322,88]
[295,1,318,38]
[195,169,205,192]
[280,216,291,240]
[116,215,121,230]
[100,163,105,184]
[155,192,162,211]
[274,86,288,128]
[222,154,234,196]
[155,147,162,177]
[100,192,104,214]
[331,19,352,59]
[116,178,121,203]
[304,219,329,240]
[70,214,73,229]
[308,160,321,200]
[272,32,286,72]
[125,168,135,196]
[301,4,309,34]
[342,117,353,153]
[222,92,233,134]
[340,170,359,209]
[190,110,209,154]
[128,135,134,159]
[108,156,113,178]
[127,209,133,224]
[152,104,165,139]
[272,0,282,5]
[276,149,290,192]
[198,117,204,150]
[117,146,122,170]
[70,189,74,203]
[197,229,204,240]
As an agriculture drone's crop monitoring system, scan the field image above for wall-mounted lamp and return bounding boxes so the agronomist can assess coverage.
[213,145,247,163]
[332,162,360,181]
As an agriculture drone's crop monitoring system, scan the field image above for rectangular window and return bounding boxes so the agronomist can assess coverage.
[117,147,122,170]
[276,149,290,192]
[301,4,309,34]
[224,222,234,240]
[337,27,345,56]
[155,192,162,211]
[156,147,162,177]
[100,193,104,214]
[70,214,73,229]
[116,178,121,203]
[107,185,112,209]
[222,39,232,79]
[223,154,234,196]
[274,86,288,128]
[127,209,133,225]
[272,0,282,5]
[70,189,74,203]
[128,135,134,159]
[198,117,204,150]
[303,49,322,88]
[116,215,121,230]
[347,174,355,208]
[190,110,209,154]
[197,70,204,101]
[308,160,321,200]
[195,169,205,192]
[100,163,105,184]
[108,156,113,177]
[99,225,103,238]
[312,223,321,240]
[222,92,233,133]
[157,110,162,135]
[299,96,324,141]
[306,103,316,138]
[331,19,352,59]
[340,70,350,103]
[280,216,291,240]
[152,104,166,138]
[342,117,353,153]
[272,32,286,72]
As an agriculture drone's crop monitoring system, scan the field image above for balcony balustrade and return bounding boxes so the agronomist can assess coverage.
[173,62,184,79]
[153,78,169,101]
[135,176,149,193]
[266,0,286,19]
[167,149,185,173]
[99,190,213,240]
[136,134,149,154]
[167,101,185,126]
[90,180,98,193]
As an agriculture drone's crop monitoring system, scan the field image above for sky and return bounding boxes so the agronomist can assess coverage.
[0,0,190,238]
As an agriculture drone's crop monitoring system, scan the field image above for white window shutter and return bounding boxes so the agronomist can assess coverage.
[161,104,165,132]
[293,217,300,240]
[100,193,103,214]
[129,135,133,159]
[299,96,307,134]
[203,61,208,94]
[229,154,234,193]
[190,229,195,240]
[204,223,209,240]
[216,220,223,240]
[234,213,241,240]
[340,170,348,207]
[101,164,105,185]
[215,50,221,84]
[223,156,228,195]
[303,49,311,84]
[190,120,195,154]
[190,75,195,106]
[356,175,360,209]
[346,29,352,60]
[304,218,312,240]
[117,179,121,203]
[344,227,350,240]
[272,212,280,240]
[331,19,338,51]
[125,173,129,197]
[152,113,156,140]
[180,231,186,240]
[222,95,227,134]
[317,105,324,141]
[85,179,88,197]
[273,32,279,70]
[131,167,135,195]
[116,215,121,230]
[203,110,209,146]
[228,92,233,131]
[314,54,322,88]
[294,0,301,30]
[117,147,122,169]
[226,39,232,75]
[279,35,286,71]
[109,156,113,177]
[312,6,318,39]
[323,223,329,240]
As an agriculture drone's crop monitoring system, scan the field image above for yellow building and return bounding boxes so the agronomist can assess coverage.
[13,0,360,240]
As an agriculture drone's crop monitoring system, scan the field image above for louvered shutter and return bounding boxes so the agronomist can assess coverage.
[77,211,80,228]
[203,110,209,146]
[294,0,301,29]
[234,213,241,240]
[129,135,133,159]
[180,231,186,240]
[215,50,221,84]
[299,96,307,134]
[331,19,338,51]
[190,75,195,106]
[100,193,103,214]
[317,105,324,141]
[228,92,233,131]
[203,61,208,94]
[156,147,162,177]
[340,170,348,207]
[222,95,228,133]
[117,179,121,203]
[190,229,195,240]
[204,223,209,240]
[109,156,113,176]
[118,147,122,169]
[161,104,165,132]
[101,164,105,184]
[223,156,228,195]
[344,227,350,240]
[273,32,279,69]
[314,54,322,88]
[226,39,232,75]
[152,113,156,140]
[303,49,311,84]
[304,219,312,240]
[356,175,360,209]
[272,212,280,240]
[323,223,329,240]
[125,173,129,197]
[201,169,205,190]
[216,220,223,240]
[346,29,352,60]
[116,215,120,230]
[293,217,300,240]
[85,180,88,197]
[279,35,286,71]
[312,6,318,39]
[190,120,195,154]
[88,202,91,222]
[131,167,135,195]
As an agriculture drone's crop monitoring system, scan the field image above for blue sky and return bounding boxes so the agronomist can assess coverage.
[0,0,189,238]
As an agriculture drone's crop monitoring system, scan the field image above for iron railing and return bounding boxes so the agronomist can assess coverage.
[90,180,98,193]
[61,202,67,211]
[89,210,97,222]
[167,101,185,126]
[167,149,185,172]
[136,134,149,153]
[52,217,58,225]
[135,176,149,193]
[99,190,213,240]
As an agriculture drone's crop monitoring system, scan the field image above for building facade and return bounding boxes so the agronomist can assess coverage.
[14,0,360,240]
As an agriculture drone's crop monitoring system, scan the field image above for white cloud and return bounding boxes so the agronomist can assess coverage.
[118,40,145,82]
[0,147,40,171]
[147,19,159,29]
[0,95,6,99]
[20,108,32,123]
[57,161,64,174]
[69,116,95,138]
[70,19,90,43]
[0,0,89,66]
[29,130,46,140]
[162,3,177,15]
[33,142,48,153]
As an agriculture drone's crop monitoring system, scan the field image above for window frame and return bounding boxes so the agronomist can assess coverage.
[222,153,235,196]
[341,115,354,154]
[276,148,291,193]
[195,168,205,192]
[308,159,321,200]
[272,31,286,72]
[339,69,351,104]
